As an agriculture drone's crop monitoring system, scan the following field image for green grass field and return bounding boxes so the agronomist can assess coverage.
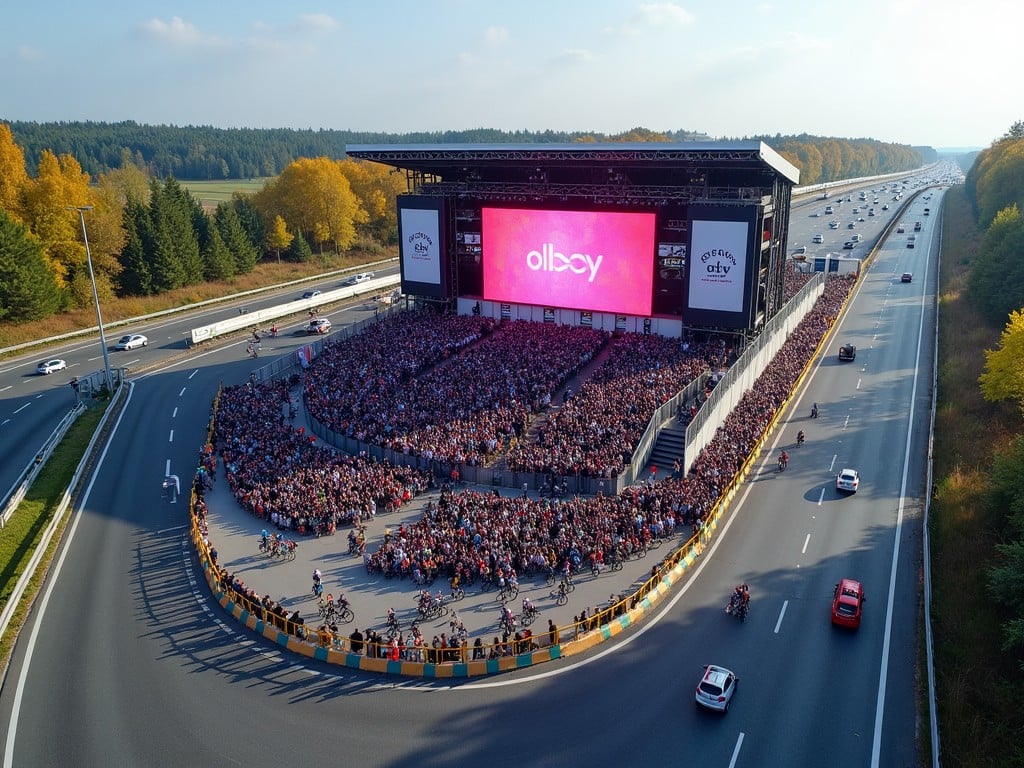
[180,178,270,208]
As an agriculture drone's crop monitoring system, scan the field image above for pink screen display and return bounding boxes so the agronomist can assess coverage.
[482,208,655,316]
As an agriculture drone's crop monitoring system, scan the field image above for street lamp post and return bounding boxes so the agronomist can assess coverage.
[70,205,115,395]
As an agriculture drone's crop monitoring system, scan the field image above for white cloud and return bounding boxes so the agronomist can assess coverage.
[483,26,509,46]
[137,16,204,47]
[636,2,696,27]
[615,2,696,35]
[296,13,338,33]
[549,48,596,65]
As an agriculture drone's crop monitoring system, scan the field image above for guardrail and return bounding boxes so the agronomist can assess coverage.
[0,258,398,358]
[189,275,401,345]
[0,378,127,645]
[0,402,86,528]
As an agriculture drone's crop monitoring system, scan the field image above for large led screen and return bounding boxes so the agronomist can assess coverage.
[398,196,448,298]
[482,208,655,316]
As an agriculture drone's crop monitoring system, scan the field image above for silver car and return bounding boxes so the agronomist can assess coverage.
[36,359,67,375]
[114,334,148,350]
[695,664,738,713]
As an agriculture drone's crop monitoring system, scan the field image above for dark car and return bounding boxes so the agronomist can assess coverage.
[901,273,913,283]
[838,343,857,361]
[843,241,856,249]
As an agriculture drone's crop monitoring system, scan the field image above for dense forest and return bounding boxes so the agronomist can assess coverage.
[4,120,931,184]
[0,120,935,328]
[963,120,1024,670]
[0,123,403,325]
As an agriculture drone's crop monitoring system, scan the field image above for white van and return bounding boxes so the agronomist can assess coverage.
[850,234,861,243]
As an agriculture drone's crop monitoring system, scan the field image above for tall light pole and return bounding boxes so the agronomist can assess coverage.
[70,205,114,395]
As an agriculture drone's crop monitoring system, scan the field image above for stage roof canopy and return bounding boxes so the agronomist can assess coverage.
[346,141,800,185]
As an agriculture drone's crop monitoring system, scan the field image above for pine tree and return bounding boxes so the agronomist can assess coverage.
[0,210,63,321]
[203,225,236,281]
[118,199,154,296]
[286,229,313,263]
[215,203,258,274]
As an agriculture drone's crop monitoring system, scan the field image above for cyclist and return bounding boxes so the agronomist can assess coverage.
[260,529,269,551]
[522,596,536,615]
[449,572,462,598]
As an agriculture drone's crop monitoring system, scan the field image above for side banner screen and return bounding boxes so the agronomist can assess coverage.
[683,207,757,328]
[482,208,655,316]
[398,196,448,298]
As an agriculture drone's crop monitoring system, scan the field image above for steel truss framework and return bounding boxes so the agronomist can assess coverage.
[347,142,797,337]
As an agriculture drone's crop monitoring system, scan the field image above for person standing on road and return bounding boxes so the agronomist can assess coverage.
[548,619,560,646]
[349,627,364,655]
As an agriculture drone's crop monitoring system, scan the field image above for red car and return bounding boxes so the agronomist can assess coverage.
[831,578,865,629]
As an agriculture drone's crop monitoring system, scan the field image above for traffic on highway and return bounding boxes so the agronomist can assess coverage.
[0,172,948,767]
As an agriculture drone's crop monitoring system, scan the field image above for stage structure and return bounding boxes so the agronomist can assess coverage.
[347,142,798,339]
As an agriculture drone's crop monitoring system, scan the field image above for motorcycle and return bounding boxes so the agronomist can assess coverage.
[725,591,750,622]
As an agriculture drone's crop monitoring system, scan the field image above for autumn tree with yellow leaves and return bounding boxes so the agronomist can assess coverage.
[252,157,367,254]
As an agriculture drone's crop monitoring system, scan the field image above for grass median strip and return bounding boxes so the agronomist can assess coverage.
[0,404,105,671]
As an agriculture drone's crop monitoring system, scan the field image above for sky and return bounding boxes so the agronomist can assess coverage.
[1,0,1018,150]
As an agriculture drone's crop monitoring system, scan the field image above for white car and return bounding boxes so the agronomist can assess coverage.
[306,318,332,335]
[301,290,321,300]
[695,664,738,713]
[836,468,860,494]
[36,359,67,375]
[114,334,148,350]
[343,272,374,286]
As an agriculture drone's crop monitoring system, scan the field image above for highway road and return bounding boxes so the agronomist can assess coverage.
[0,264,398,505]
[0,180,940,766]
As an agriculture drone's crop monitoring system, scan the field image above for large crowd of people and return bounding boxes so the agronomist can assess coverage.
[304,312,608,466]
[504,333,726,477]
[207,269,857,651]
[216,378,434,535]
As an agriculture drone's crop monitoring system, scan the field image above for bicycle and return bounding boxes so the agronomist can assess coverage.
[544,567,557,587]
[559,575,575,594]
[553,582,569,606]
[478,573,496,593]
[499,612,517,634]
[608,556,624,572]
[497,582,520,603]
[449,585,465,602]
[520,604,540,626]
[333,604,354,623]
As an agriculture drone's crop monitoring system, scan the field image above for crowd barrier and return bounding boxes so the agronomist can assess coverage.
[189,372,778,677]
[188,271,860,676]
